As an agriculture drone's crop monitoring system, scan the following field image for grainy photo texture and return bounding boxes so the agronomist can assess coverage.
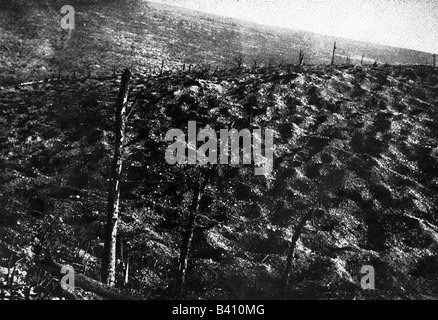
[0,0,437,301]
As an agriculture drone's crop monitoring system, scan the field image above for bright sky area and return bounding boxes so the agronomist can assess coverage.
[148,0,438,54]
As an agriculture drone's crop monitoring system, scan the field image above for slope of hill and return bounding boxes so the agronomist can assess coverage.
[0,0,433,85]
[1,0,437,301]
[1,63,437,300]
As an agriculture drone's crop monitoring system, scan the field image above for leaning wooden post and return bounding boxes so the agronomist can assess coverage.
[280,209,314,299]
[331,41,337,65]
[102,68,131,287]
[172,167,215,297]
[123,259,129,286]
[160,60,165,75]
[298,49,304,66]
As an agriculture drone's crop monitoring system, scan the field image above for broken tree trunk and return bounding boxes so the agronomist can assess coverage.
[172,167,215,297]
[280,209,315,299]
[102,69,131,287]
[172,184,201,297]
[331,42,337,65]
[160,60,165,75]
[123,259,129,286]
[298,49,304,66]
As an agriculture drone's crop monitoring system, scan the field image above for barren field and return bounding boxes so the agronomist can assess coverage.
[1,62,437,299]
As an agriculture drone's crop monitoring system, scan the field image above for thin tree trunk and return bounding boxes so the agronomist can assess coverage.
[102,69,131,287]
[331,42,337,65]
[298,49,304,66]
[124,259,130,286]
[172,186,199,297]
[172,168,215,297]
[280,209,314,299]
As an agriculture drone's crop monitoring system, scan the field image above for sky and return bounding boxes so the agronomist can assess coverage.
[147,0,438,54]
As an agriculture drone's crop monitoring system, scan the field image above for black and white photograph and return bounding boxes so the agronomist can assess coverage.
[0,0,437,305]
